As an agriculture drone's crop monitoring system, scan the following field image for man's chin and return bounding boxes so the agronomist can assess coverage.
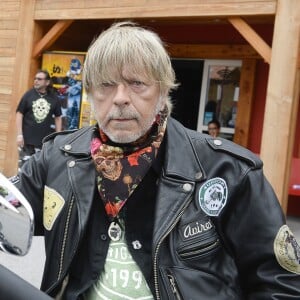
[105,130,142,144]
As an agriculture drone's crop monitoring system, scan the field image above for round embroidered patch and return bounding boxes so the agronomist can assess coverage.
[198,177,227,216]
[274,224,300,274]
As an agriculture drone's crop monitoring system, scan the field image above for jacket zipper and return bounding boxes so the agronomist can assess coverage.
[179,239,220,259]
[57,195,75,279]
[167,273,182,300]
[153,195,193,300]
[46,195,75,294]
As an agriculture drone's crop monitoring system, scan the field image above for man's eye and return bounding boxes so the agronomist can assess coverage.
[129,80,144,87]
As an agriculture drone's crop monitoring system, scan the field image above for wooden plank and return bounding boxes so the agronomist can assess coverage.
[233,59,256,146]
[0,66,14,75]
[0,19,18,29]
[0,19,19,30]
[34,2,276,20]
[228,17,271,64]
[35,0,274,10]
[168,44,259,59]
[0,47,16,56]
[260,0,300,213]
[0,38,17,47]
[0,29,17,37]
[32,20,73,58]
[0,11,19,18]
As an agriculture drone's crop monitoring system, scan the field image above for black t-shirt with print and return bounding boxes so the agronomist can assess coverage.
[16,88,62,148]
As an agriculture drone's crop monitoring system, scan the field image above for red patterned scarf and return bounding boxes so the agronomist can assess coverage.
[91,108,167,221]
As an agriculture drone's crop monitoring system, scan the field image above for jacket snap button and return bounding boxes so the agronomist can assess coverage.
[68,160,76,168]
[213,139,222,146]
[183,183,192,192]
[64,144,72,151]
[100,234,107,241]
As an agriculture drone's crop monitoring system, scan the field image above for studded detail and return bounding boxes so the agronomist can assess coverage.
[64,144,72,151]
[213,139,222,146]
[195,172,202,180]
[183,183,192,192]
[68,161,76,168]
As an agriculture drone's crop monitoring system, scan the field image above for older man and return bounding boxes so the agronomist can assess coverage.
[15,22,300,299]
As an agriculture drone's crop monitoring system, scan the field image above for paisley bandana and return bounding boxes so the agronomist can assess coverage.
[91,107,167,221]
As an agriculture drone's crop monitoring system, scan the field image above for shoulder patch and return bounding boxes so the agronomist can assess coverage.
[43,186,65,230]
[199,177,227,216]
[274,225,300,274]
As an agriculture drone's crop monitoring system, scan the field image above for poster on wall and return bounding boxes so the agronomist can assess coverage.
[42,51,86,131]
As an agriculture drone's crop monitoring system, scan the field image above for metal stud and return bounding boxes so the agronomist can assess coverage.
[183,183,192,192]
[64,144,72,151]
[195,172,202,180]
[213,139,222,146]
[68,160,76,168]
[132,240,142,249]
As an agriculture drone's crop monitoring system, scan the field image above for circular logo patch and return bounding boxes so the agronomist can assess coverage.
[274,225,300,274]
[199,177,227,216]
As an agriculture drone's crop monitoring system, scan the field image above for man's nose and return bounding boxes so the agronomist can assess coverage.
[113,83,130,105]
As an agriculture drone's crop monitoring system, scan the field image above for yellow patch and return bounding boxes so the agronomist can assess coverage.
[43,186,65,231]
[274,225,300,274]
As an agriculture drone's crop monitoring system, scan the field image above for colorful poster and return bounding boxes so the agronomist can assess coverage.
[42,51,86,130]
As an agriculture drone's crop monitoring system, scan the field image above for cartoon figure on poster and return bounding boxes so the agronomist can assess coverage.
[60,58,82,130]
[43,52,85,130]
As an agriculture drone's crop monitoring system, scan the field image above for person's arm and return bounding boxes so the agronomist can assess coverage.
[54,116,62,132]
[223,168,300,298]
[15,111,24,148]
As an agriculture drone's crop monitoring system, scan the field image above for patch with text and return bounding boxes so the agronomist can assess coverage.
[198,177,227,216]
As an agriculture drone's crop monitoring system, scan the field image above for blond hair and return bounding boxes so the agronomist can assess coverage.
[83,21,177,112]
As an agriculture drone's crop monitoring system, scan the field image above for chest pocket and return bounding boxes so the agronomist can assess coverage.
[176,209,220,261]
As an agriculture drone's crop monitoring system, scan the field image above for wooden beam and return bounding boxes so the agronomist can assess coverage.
[233,59,256,147]
[32,20,73,58]
[260,0,300,213]
[228,17,272,64]
[34,1,276,20]
[168,44,259,59]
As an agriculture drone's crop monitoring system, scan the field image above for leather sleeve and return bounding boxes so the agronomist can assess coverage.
[221,168,300,298]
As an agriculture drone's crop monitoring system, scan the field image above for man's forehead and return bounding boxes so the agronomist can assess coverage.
[99,64,150,79]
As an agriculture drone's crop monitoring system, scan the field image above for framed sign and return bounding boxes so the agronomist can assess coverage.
[197,59,242,138]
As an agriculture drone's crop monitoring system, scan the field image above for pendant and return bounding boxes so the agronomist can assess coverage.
[108,222,122,241]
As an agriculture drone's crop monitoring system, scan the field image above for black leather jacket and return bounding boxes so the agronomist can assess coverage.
[16,118,300,299]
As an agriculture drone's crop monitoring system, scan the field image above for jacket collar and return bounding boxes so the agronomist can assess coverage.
[163,118,206,182]
[58,118,206,182]
[58,126,96,156]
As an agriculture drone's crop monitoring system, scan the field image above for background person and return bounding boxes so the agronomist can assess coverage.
[16,70,62,168]
[13,22,300,299]
[207,119,221,137]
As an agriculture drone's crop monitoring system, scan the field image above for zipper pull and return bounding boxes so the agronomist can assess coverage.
[167,274,182,300]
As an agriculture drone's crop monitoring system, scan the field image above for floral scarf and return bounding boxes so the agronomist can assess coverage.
[91,108,167,221]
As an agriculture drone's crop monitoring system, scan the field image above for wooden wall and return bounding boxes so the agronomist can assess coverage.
[0,0,20,174]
